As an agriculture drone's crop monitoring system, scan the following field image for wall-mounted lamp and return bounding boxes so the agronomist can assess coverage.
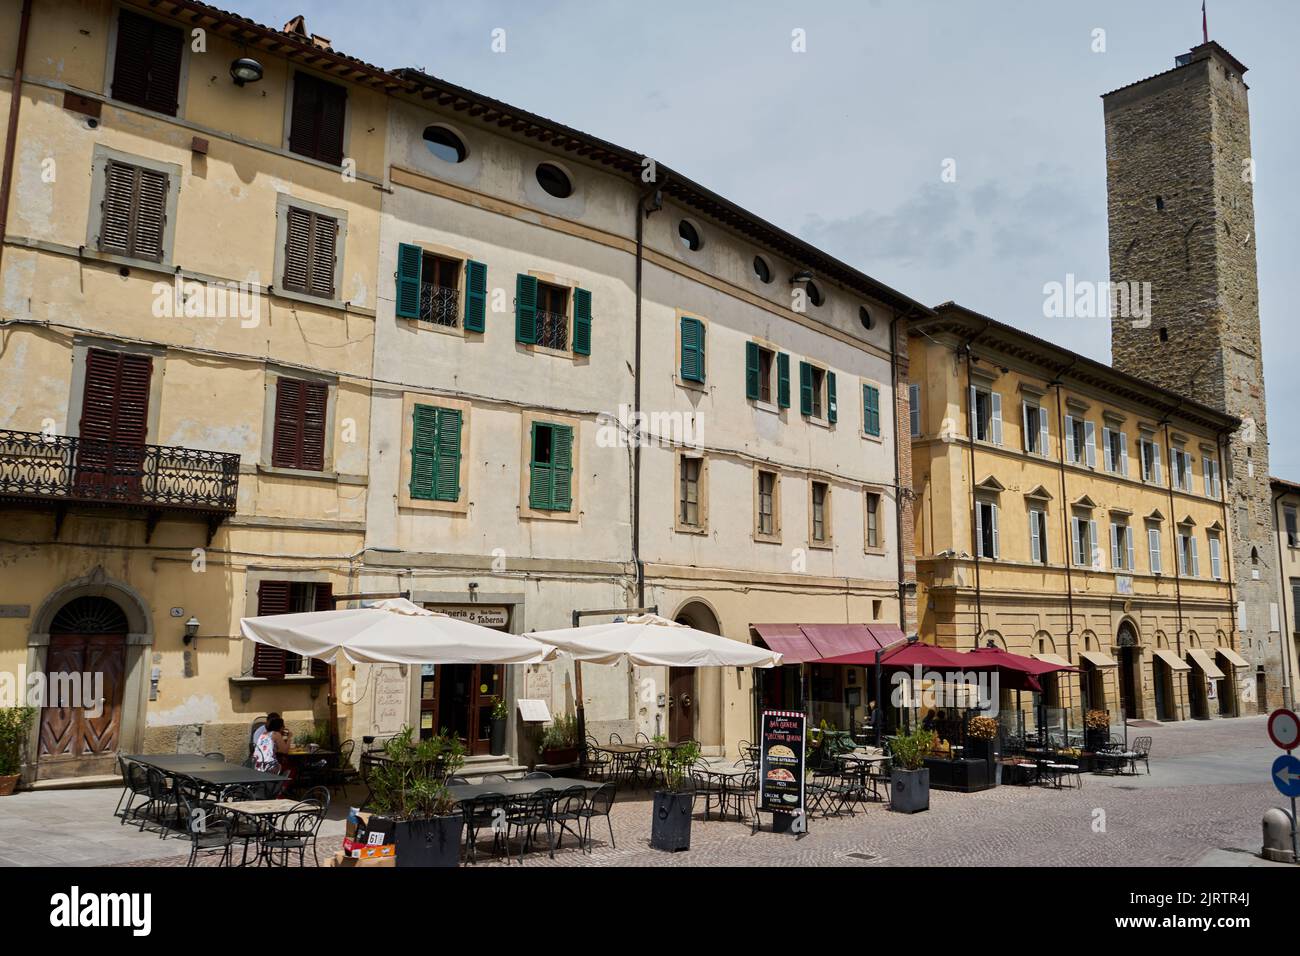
[230,57,264,86]
[183,616,200,645]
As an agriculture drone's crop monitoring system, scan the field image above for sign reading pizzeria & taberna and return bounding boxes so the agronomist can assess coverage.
[758,710,806,819]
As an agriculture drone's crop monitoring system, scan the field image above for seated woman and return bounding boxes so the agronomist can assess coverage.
[253,715,293,776]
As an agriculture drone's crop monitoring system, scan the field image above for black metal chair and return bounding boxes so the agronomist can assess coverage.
[481,772,508,783]
[689,762,723,820]
[203,751,225,761]
[217,785,266,867]
[524,771,552,780]
[461,792,506,864]
[447,775,471,785]
[549,785,589,854]
[261,800,326,867]
[576,783,617,853]
[174,787,235,867]
[504,789,554,864]
[326,739,359,796]
[584,737,612,781]
[115,757,148,824]
[724,768,758,823]
[134,766,178,836]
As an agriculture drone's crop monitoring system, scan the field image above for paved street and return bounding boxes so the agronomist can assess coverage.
[0,715,1287,867]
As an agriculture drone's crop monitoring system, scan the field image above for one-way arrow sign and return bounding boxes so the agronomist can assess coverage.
[1273,754,1300,798]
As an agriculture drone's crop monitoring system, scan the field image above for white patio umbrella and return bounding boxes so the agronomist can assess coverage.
[528,614,782,668]
[239,597,554,665]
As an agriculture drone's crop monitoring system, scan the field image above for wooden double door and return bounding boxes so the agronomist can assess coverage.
[38,633,127,770]
[423,663,503,755]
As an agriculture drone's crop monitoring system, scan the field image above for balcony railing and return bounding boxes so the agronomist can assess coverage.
[419,283,459,327]
[536,309,568,350]
[0,430,240,539]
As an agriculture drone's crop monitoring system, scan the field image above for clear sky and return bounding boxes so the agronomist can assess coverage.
[235,0,1300,475]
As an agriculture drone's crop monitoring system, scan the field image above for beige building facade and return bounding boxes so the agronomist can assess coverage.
[910,305,1247,727]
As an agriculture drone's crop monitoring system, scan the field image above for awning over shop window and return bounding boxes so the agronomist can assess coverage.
[1216,647,1250,669]
[749,622,905,665]
[1031,652,1073,668]
[1079,650,1118,668]
[1187,648,1227,680]
[1152,648,1191,672]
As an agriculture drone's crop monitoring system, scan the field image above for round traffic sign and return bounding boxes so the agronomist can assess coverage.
[1268,709,1300,751]
[1274,754,1300,798]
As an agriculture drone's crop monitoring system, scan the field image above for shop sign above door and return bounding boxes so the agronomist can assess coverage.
[439,605,509,627]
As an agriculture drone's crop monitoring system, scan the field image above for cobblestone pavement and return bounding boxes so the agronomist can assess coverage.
[2,715,1286,868]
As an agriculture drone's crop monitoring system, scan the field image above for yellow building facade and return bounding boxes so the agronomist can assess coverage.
[910,305,1248,727]
[0,0,388,779]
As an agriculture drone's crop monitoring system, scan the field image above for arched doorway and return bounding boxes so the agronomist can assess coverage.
[38,596,129,774]
[1116,620,1141,720]
[670,601,720,744]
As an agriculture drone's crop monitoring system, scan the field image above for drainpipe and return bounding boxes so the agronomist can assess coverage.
[1272,487,1295,710]
[963,336,985,648]
[889,310,910,635]
[1213,429,1243,715]
[1050,362,1077,666]
[1160,410,1186,660]
[0,0,33,274]
[632,179,663,607]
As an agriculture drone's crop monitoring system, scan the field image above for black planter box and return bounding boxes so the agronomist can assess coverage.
[394,814,464,868]
[922,757,992,793]
[890,768,930,813]
[650,790,694,851]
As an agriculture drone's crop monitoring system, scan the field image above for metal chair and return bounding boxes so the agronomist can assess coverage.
[504,789,554,864]
[1131,736,1153,774]
[326,739,359,796]
[446,775,471,785]
[115,757,148,824]
[689,762,723,820]
[217,785,266,866]
[481,773,508,783]
[136,766,178,836]
[461,792,506,864]
[550,785,589,854]
[724,768,758,823]
[174,787,234,867]
[524,771,553,780]
[261,800,326,867]
[203,751,225,761]
[576,783,617,853]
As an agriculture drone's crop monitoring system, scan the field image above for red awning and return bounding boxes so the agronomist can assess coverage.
[967,645,1079,676]
[750,623,906,665]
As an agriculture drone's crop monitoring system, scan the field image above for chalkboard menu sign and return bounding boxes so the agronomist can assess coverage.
[758,710,806,816]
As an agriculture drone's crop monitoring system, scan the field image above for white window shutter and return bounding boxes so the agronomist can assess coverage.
[1153,443,1163,484]
[1177,534,1187,574]
[1030,509,1042,562]
[1126,527,1135,572]
[1190,536,1199,577]
[991,503,1000,558]
[1064,415,1075,462]
[969,385,978,438]
[1119,433,1129,477]
[1022,403,1032,452]
[1188,454,1196,491]
[1071,518,1080,565]
[1084,421,1097,468]
[1089,519,1101,569]
[1210,535,1221,579]
[1149,528,1161,573]
[975,500,984,557]
[1040,412,1050,459]
[991,392,1003,446]
[1102,427,1113,472]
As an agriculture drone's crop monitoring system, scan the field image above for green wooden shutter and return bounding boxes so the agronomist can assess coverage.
[745,342,760,400]
[434,407,461,501]
[799,361,812,416]
[777,353,790,408]
[827,372,838,424]
[528,422,552,509]
[464,260,487,332]
[551,424,573,512]
[395,243,423,319]
[515,273,538,344]
[680,317,704,383]
[409,403,437,499]
[572,287,592,355]
[863,384,880,436]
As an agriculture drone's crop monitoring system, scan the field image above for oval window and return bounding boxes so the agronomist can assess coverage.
[536,163,573,198]
[423,126,467,163]
[678,219,702,251]
[806,281,824,307]
[859,306,873,329]
[753,256,772,283]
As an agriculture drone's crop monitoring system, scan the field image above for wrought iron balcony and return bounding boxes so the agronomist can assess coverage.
[535,309,568,350]
[0,430,240,541]
[419,283,460,326]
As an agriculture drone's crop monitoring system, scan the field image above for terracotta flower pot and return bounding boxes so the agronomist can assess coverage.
[0,774,20,796]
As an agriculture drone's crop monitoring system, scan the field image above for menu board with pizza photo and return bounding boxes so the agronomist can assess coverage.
[758,710,807,816]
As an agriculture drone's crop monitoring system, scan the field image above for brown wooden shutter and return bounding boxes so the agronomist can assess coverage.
[282,208,312,294]
[131,167,168,262]
[110,9,183,116]
[252,581,291,677]
[307,215,337,298]
[98,161,168,262]
[310,584,334,677]
[288,72,347,165]
[99,161,136,256]
[300,381,328,471]
[272,378,303,469]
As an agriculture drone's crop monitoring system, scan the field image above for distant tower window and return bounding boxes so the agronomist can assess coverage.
[1158,327,1168,342]
[1155,195,1164,210]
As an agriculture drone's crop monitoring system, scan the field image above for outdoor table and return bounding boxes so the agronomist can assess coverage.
[215,798,301,816]
[447,778,602,860]
[692,765,752,821]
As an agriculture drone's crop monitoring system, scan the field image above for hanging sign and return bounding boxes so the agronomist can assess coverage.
[758,710,806,816]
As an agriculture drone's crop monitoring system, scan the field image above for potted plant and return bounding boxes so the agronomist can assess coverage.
[489,696,508,756]
[0,707,35,796]
[1084,709,1110,753]
[650,738,700,852]
[539,714,579,765]
[367,726,466,867]
[966,715,1000,784]
[888,727,935,813]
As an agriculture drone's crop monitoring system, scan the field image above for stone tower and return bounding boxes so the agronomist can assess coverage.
[1104,41,1281,709]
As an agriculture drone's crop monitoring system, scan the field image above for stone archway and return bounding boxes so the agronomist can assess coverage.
[28,567,153,781]
[667,600,722,747]
[1116,619,1142,720]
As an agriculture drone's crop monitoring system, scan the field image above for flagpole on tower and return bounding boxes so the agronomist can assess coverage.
[1202,1,1209,44]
